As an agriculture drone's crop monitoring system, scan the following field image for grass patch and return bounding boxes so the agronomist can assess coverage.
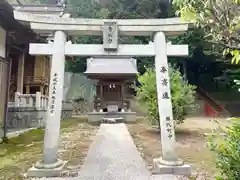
[0,117,94,180]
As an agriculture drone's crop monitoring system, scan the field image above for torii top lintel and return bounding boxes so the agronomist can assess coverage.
[13,11,191,36]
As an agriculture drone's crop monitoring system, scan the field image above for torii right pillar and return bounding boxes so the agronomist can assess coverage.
[153,31,191,175]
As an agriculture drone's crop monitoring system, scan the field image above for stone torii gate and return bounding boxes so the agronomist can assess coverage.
[14,11,191,177]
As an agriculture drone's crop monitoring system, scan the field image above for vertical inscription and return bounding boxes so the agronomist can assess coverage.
[50,73,58,114]
[108,26,113,44]
[160,65,174,139]
[165,116,173,139]
[103,21,118,50]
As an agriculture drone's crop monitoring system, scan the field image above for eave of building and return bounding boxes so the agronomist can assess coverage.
[0,1,58,52]
[0,1,29,31]
[86,74,137,81]
[0,0,37,50]
[13,11,192,36]
[85,57,138,75]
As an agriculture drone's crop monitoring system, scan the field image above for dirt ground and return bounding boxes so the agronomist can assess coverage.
[127,116,229,179]
[0,117,98,180]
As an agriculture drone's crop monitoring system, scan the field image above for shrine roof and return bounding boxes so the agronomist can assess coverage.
[10,4,65,15]
[84,57,138,74]
[0,0,29,31]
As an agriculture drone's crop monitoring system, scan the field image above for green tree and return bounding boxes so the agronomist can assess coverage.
[136,66,196,128]
[173,0,240,63]
[208,118,240,180]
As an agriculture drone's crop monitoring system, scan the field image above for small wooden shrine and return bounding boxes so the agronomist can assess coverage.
[85,57,137,115]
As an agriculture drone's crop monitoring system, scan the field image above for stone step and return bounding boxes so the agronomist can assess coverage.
[101,117,124,123]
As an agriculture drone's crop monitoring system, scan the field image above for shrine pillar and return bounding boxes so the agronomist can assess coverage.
[28,30,67,177]
[153,31,191,175]
[154,32,177,162]
[17,52,25,93]
[43,30,66,165]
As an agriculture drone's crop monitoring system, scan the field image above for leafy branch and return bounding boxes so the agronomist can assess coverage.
[173,0,240,63]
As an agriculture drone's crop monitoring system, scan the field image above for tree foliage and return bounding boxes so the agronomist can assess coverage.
[208,118,240,180]
[173,0,240,63]
[37,0,234,92]
[136,66,196,127]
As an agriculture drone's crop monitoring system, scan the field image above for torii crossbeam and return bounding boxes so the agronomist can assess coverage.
[29,43,188,57]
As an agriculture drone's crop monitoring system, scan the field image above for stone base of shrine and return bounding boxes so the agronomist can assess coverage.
[27,159,67,177]
[88,111,136,123]
[152,158,191,176]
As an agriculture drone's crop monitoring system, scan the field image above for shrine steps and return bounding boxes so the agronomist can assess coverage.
[87,111,136,123]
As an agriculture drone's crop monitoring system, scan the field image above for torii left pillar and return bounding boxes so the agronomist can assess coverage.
[28,30,67,177]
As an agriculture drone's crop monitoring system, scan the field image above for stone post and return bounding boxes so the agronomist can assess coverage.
[28,30,67,177]
[45,97,48,109]
[35,91,41,109]
[21,98,26,107]
[40,86,44,94]
[29,95,34,107]
[152,32,191,175]
[45,86,49,96]
[14,92,20,107]
[26,85,30,94]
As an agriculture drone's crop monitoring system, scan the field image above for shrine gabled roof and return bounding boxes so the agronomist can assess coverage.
[84,57,138,74]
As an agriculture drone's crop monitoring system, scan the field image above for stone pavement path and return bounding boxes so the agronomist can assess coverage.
[31,123,181,180]
[77,123,151,180]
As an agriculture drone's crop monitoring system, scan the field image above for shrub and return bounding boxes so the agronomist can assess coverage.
[207,118,240,180]
[136,66,196,127]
